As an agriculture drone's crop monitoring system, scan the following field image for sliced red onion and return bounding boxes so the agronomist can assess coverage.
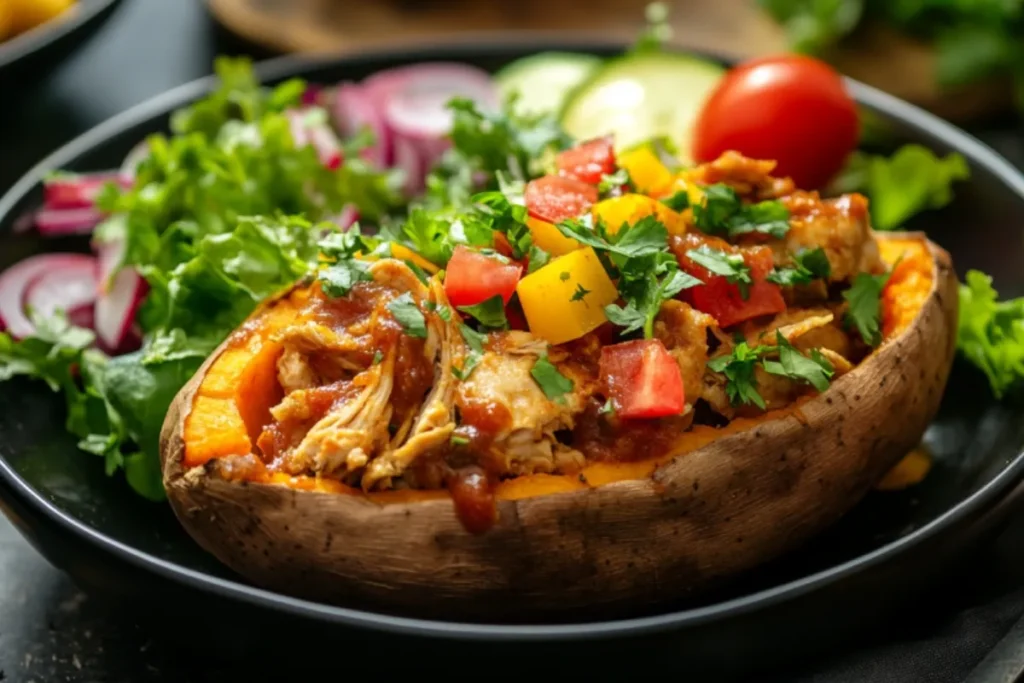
[94,236,146,351]
[35,207,106,236]
[0,254,99,338]
[68,302,95,330]
[365,63,497,140]
[24,260,99,322]
[44,172,130,210]
[330,82,389,167]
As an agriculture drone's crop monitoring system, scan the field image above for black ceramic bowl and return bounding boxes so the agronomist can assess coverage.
[0,0,123,83]
[1,40,1023,681]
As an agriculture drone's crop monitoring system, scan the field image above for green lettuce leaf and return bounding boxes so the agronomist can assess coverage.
[957,269,1024,399]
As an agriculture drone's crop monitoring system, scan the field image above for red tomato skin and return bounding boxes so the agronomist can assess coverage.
[677,239,786,328]
[692,55,858,190]
[556,135,617,185]
[524,175,599,223]
[443,246,523,308]
[599,339,685,419]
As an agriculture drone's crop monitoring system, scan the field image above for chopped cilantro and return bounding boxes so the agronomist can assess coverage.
[530,353,574,403]
[404,260,431,285]
[450,434,470,446]
[527,244,552,273]
[691,183,790,239]
[843,268,894,346]
[318,260,372,297]
[457,295,508,330]
[685,246,753,298]
[386,293,427,339]
[599,398,616,416]
[660,190,690,212]
[559,271,571,282]
[708,332,836,407]
[571,283,591,302]
[761,332,834,392]
[767,247,832,286]
[372,350,383,365]
[707,341,767,409]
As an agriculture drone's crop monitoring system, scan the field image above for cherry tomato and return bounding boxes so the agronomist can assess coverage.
[599,339,685,419]
[674,233,786,328]
[443,246,523,308]
[692,55,858,190]
[556,135,617,185]
[524,175,598,224]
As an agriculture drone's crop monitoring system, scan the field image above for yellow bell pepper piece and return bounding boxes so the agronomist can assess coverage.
[354,242,439,274]
[526,216,580,257]
[592,193,687,237]
[618,145,674,196]
[516,247,619,345]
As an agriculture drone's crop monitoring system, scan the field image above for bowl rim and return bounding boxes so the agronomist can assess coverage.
[0,0,124,71]
[2,36,1024,641]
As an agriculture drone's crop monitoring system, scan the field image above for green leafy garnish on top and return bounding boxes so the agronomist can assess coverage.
[555,214,701,338]
[530,352,574,403]
[843,267,894,347]
[767,247,832,286]
[707,331,835,409]
[692,184,791,240]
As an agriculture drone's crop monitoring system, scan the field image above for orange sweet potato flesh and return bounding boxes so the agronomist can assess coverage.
[182,295,299,468]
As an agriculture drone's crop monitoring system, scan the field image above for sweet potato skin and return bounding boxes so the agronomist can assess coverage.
[158,233,958,619]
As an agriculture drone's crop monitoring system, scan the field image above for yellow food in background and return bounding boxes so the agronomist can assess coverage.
[875,446,933,491]
[3,0,76,40]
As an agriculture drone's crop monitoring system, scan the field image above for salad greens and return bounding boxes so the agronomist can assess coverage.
[759,0,1024,105]
[958,270,1024,400]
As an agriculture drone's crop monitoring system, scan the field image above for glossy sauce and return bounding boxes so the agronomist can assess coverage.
[571,397,691,463]
[452,396,512,458]
[447,466,498,534]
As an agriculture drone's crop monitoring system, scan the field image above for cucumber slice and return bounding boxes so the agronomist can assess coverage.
[559,53,725,162]
[494,52,603,117]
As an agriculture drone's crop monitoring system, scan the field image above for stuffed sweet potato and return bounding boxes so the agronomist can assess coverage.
[159,149,958,618]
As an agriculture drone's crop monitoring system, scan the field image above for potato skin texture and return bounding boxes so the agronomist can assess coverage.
[159,233,958,620]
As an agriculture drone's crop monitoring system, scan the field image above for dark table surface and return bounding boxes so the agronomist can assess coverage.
[3,1,1024,681]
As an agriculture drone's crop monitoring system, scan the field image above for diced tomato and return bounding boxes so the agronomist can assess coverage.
[673,233,786,328]
[443,245,523,308]
[524,175,599,224]
[599,339,685,419]
[556,135,617,185]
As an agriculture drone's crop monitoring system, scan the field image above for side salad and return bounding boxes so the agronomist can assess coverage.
[0,7,1021,501]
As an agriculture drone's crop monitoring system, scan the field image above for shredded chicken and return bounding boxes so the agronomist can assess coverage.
[454,331,591,477]
[682,150,795,201]
[361,278,461,490]
[654,300,715,410]
[264,259,460,484]
[779,191,883,282]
